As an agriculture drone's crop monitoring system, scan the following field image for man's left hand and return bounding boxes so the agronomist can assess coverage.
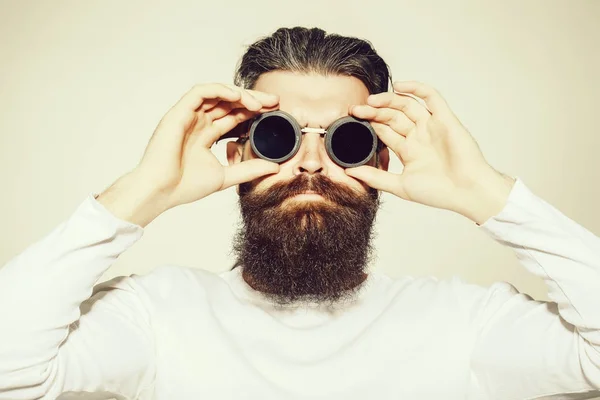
[348,81,515,225]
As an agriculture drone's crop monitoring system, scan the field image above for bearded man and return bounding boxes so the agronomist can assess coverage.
[2,27,600,400]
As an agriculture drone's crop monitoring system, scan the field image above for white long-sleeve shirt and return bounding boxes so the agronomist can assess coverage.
[1,178,600,400]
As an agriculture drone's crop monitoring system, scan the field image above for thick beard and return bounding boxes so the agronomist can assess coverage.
[232,174,380,307]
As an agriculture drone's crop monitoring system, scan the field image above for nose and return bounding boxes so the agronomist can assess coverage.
[292,131,328,176]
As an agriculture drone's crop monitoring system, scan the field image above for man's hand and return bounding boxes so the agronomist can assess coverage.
[347,81,515,225]
[97,83,281,227]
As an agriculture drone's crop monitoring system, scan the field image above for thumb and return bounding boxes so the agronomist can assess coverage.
[222,159,280,190]
[345,166,406,198]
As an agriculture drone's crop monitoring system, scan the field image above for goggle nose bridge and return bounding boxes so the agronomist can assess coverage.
[300,127,327,136]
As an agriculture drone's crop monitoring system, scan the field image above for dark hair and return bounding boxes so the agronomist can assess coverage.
[234,27,392,94]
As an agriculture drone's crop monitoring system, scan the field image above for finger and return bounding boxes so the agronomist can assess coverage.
[229,89,263,112]
[344,166,407,199]
[244,89,280,108]
[206,100,279,121]
[350,104,414,136]
[201,88,279,115]
[199,98,220,112]
[200,108,256,146]
[370,121,406,153]
[206,101,236,121]
[177,83,241,112]
[367,93,431,123]
[225,86,279,111]
[392,81,452,117]
[222,159,280,190]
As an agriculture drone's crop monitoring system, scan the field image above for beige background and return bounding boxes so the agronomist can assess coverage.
[1,0,599,397]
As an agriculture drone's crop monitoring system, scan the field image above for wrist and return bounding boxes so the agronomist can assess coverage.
[456,168,516,225]
[96,171,171,228]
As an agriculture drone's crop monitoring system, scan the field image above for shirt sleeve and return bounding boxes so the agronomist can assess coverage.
[470,178,600,399]
[0,195,155,400]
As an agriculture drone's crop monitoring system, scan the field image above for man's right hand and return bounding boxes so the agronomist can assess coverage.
[97,83,280,227]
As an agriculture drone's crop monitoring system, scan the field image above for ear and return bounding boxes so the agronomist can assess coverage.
[226,141,244,195]
[377,146,390,172]
[226,141,244,166]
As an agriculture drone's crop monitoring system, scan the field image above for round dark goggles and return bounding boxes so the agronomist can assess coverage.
[232,110,384,168]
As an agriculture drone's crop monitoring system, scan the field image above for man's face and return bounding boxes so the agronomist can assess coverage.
[227,71,389,306]
[230,71,387,195]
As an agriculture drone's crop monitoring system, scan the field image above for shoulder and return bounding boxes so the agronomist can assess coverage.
[119,265,231,305]
[377,274,533,336]
[377,272,523,313]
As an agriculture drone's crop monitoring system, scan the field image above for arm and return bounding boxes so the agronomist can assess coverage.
[470,178,600,399]
[0,187,157,399]
[345,81,600,398]
[0,83,280,399]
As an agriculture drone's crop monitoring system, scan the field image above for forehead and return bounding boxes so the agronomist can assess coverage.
[253,71,370,118]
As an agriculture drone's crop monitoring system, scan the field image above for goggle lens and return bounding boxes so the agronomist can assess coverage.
[329,121,375,166]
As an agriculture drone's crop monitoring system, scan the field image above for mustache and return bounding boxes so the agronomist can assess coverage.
[239,174,377,210]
